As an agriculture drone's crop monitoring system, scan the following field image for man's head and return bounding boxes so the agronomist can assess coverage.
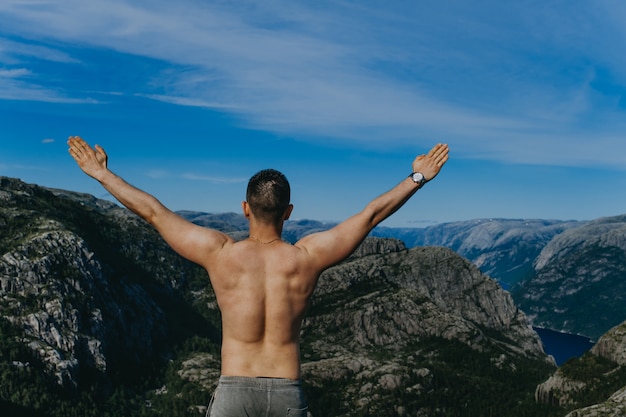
[245,169,292,224]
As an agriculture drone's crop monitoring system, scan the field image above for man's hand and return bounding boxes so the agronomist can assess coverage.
[412,143,449,182]
[68,136,109,180]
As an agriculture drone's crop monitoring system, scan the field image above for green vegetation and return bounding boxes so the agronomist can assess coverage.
[304,337,562,417]
[0,181,221,416]
[0,315,221,417]
[557,352,626,410]
[513,243,626,340]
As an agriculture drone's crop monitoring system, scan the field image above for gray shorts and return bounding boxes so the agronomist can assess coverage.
[206,376,308,417]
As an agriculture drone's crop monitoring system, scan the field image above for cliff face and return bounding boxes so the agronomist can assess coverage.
[591,321,626,366]
[0,177,217,392]
[309,245,543,356]
[296,242,551,415]
[1,225,166,387]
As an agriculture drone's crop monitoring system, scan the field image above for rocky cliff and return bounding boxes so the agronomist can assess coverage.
[0,177,219,395]
[299,243,551,415]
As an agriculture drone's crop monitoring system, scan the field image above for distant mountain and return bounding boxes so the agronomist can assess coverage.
[374,218,582,286]
[0,177,560,416]
[512,215,626,340]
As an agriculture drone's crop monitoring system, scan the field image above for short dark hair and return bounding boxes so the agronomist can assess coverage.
[246,169,291,223]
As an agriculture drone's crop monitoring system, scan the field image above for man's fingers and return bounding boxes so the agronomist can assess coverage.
[432,144,448,163]
[427,143,447,159]
[424,143,448,169]
[94,144,107,157]
[427,144,441,157]
[68,136,98,165]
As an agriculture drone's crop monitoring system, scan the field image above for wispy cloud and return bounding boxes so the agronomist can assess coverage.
[0,37,79,64]
[138,94,239,110]
[144,169,246,184]
[0,68,32,78]
[181,173,247,184]
[145,169,171,180]
[0,64,98,103]
[1,0,625,167]
[41,138,55,144]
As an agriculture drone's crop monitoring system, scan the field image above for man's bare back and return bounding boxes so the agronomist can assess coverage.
[208,239,318,379]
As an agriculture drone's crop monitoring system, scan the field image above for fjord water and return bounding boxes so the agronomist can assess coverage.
[534,327,595,366]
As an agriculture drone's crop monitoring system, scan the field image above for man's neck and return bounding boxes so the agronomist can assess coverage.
[248,220,284,244]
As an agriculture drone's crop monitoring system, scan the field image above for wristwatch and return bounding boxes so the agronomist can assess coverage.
[409,172,427,187]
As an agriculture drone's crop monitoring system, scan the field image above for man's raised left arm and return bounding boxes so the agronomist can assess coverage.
[297,143,449,271]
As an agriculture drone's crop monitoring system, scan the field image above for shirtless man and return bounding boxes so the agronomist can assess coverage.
[68,136,449,417]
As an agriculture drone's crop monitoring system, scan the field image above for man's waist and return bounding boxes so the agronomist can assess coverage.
[220,339,301,379]
[218,375,302,387]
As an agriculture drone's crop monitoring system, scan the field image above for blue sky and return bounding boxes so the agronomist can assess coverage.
[1,0,626,227]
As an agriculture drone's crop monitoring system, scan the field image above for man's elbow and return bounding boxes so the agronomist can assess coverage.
[361,205,381,231]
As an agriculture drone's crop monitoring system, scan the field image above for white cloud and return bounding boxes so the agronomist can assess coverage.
[144,169,170,179]
[138,94,239,110]
[144,169,246,183]
[181,173,247,184]
[0,76,99,103]
[0,65,98,103]
[41,138,55,144]
[0,68,32,78]
[0,37,79,64]
[1,0,625,167]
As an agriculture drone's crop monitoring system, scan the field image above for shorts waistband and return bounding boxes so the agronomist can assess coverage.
[218,376,302,387]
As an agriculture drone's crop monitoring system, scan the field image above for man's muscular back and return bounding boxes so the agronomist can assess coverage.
[207,239,319,380]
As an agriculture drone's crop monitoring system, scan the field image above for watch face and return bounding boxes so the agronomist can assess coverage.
[412,172,424,183]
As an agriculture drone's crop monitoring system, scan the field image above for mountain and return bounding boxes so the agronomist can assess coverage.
[0,177,560,416]
[363,216,626,341]
[299,244,552,415]
[512,215,626,340]
[0,177,220,414]
[373,218,583,286]
[536,320,626,416]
